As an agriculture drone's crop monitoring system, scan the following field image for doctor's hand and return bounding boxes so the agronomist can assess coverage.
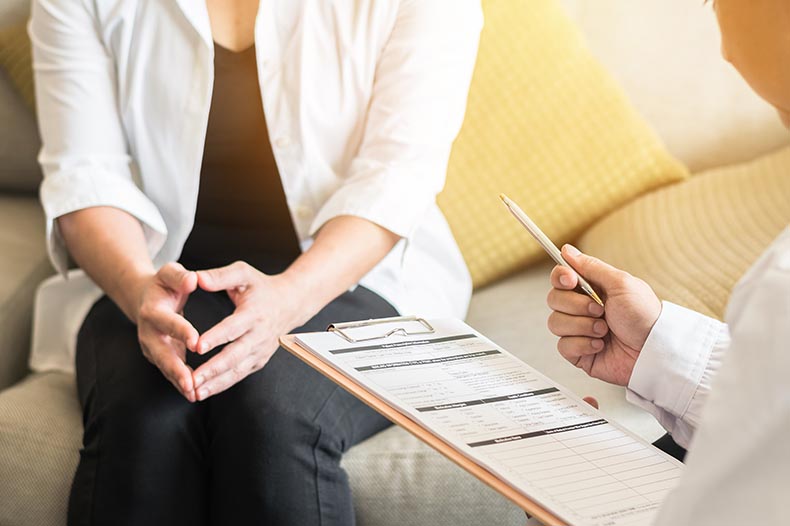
[546,245,662,386]
[191,261,303,401]
[134,262,200,402]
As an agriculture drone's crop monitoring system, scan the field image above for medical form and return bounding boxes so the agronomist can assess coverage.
[288,318,683,526]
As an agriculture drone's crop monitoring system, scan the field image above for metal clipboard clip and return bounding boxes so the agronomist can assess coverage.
[327,315,435,344]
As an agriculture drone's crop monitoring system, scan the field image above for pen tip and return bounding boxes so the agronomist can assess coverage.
[499,193,507,203]
[590,290,605,307]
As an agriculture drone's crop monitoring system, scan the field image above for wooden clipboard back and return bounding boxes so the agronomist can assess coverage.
[279,334,568,526]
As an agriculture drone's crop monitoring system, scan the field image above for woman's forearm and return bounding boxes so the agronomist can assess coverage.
[281,215,400,325]
[57,206,156,321]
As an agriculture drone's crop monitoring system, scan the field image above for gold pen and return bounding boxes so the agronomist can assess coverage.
[499,194,604,307]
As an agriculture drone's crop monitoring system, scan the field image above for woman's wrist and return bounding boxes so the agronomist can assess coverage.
[116,267,156,323]
[273,215,400,331]
[272,269,324,330]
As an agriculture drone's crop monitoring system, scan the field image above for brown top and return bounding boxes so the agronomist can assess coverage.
[180,43,301,274]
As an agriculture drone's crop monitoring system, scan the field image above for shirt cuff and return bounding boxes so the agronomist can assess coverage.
[309,169,435,240]
[40,167,168,275]
[626,301,726,425]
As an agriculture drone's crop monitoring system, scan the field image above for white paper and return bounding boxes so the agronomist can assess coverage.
[296,318,683,526]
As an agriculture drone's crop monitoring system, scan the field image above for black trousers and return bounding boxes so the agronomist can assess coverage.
[68,286,397,526]
[653,433,687,463]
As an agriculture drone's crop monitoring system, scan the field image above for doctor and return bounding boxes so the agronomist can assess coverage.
[30,0,481,524]
[546,0,789,523]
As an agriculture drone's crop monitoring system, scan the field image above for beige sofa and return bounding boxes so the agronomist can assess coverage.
[1,1,787,525]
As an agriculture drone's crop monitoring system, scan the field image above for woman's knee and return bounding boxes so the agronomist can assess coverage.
[211,382,343,464]
[88,378,202,460]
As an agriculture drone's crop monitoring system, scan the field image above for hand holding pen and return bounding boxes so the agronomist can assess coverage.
[499,194,662,386]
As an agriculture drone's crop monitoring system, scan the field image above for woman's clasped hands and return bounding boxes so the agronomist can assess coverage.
[133,260,304,402]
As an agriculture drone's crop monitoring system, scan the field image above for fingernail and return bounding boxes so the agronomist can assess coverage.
[591,339,604,350]
[588,302,604,316]
[593,320,607,335]
[565,244,581,257]
[194,374,204,387]
[198,388,209,400]
[199,342,209,354]
[559,274,572,287]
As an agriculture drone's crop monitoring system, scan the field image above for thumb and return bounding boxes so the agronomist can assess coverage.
[158,262,198,295]
[197,261,251,292]
[562,245,621,288]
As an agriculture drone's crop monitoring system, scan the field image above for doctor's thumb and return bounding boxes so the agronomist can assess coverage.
[561,245,621,289]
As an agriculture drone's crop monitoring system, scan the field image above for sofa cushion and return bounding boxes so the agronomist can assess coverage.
[578,146,790,320]
[0,22,33,110]
[0,196,51,390]
[438,0,688,289]
[0,0,29,28]
[0,20,41,195]
[343,427,524,526]
[0,67,41,194]
[0,372,81,526]
[0,371,524,526]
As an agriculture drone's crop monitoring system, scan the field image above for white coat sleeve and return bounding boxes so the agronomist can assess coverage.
[625,301,730,448]
[309,0,483,239]
[31,0,167,275]
[654,259,790,525]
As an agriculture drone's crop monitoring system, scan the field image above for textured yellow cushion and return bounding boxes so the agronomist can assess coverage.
[438,0,688,289]
[0,23,34,110]
[579,146,790,320]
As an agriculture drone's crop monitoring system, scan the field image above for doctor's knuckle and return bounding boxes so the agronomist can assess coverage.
[612,271,632,288]
[547,313,562,334]
[546,289,556,306]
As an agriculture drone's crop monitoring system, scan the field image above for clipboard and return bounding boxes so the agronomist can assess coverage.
[280,315,568,526]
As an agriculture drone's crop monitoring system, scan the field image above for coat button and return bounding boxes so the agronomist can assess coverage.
[275,136,292,149]
[295,205,311,219]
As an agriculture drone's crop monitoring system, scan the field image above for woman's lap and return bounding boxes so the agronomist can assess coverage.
[69,285,397,526]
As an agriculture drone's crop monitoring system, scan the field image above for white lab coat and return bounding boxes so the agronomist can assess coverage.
[28,0,482,372]
[627,227,790,525]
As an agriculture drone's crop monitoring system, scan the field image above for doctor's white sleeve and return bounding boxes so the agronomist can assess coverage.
[625,301,730,449]
[30,0,167,275]
[309,0,483,240]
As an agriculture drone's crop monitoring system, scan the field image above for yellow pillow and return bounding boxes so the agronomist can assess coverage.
[438,0,688,289]
[0,23,34,110]
[579,146,790,320]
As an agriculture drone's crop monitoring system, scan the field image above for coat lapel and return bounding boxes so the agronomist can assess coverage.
[173,0,213,48]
